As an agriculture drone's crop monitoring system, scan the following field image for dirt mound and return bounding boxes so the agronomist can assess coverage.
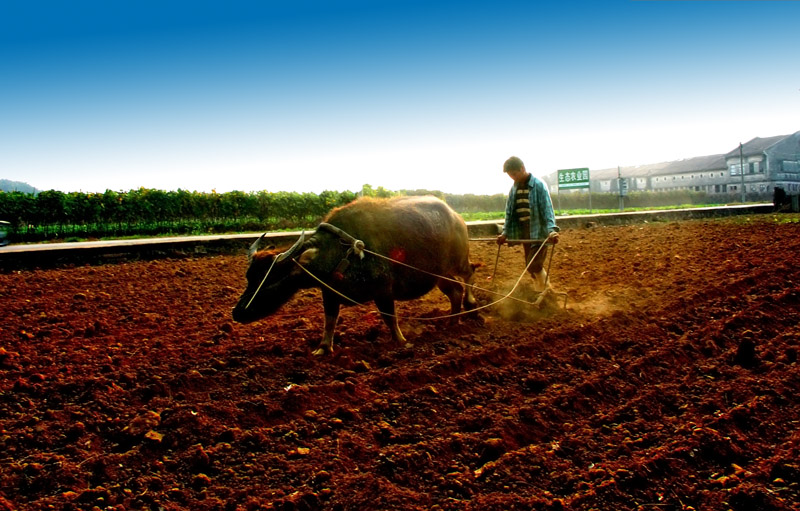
[2,215,800,510]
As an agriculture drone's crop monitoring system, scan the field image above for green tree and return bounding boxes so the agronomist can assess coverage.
[0,191,31,227]
[35,190,68,229]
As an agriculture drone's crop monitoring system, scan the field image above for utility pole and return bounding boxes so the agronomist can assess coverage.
[739,142,746,203]
[556,182,561,213]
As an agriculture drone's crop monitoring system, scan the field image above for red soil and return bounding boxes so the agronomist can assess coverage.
[2,215,800,510]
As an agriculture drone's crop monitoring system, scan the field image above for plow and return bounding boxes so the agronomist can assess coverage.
[470,231,569,310]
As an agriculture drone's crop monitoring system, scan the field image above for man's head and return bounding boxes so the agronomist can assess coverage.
[503,156,528,183]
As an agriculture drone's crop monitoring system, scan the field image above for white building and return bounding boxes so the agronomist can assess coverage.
[544,131,800,198]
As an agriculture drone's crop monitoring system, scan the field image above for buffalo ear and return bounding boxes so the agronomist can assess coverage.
[297,248,318,266]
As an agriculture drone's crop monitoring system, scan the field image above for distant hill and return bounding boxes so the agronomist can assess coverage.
[0,179,39,194]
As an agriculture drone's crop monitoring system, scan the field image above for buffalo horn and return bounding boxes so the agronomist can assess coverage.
[248,233,268,261]
[276,230,305,262]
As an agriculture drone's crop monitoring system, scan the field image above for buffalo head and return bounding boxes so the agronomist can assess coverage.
[231,232,317,324]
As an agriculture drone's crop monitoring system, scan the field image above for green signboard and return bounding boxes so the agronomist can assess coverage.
[558,168,590,189]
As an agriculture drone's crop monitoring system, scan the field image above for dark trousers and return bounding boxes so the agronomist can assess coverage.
[522,242,548,276]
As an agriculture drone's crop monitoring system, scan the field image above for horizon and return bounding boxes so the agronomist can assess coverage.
[2,1,799,196]
[2,133,795,197]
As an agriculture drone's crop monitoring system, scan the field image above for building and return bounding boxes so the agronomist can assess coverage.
[725,133,800,196]
[544,131,800,198]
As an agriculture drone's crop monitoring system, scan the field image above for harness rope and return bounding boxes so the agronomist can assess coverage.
[290,231,559,322]
[245,255,278,310]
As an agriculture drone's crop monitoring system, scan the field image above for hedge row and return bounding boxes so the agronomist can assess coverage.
[0,185,506,242]
[0,185,763,243]
[0,188,363,242]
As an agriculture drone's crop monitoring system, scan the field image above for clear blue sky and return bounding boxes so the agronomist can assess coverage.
[2,0,799,195]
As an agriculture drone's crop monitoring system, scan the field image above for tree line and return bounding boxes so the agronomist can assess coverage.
[0,186,508,243]
[0,184,737,243]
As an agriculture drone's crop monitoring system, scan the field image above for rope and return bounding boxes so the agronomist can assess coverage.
[290,231,559,322]
[469,237,547,243]
[245,255,278,310]
[493,231,557,304]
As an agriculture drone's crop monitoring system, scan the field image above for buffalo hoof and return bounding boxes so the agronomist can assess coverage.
[312,346,332,356]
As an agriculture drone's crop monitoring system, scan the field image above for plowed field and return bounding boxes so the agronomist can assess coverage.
[2,214,800,511]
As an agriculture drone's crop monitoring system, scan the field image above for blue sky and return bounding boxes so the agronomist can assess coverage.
[2,0,799,195]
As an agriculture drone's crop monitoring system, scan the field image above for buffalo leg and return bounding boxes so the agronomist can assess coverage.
[374,296,406,344]
[315,292,340,356]
[463,272,477,311]
[437,278,464,319]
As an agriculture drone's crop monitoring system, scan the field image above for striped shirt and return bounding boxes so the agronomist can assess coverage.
[514,182,532,236]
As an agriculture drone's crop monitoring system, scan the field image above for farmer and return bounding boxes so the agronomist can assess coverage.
[496,156,559,292]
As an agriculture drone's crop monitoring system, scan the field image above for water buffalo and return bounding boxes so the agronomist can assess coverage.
[232,195,477,355]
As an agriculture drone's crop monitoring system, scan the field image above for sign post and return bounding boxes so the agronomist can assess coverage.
[558,168,591,213]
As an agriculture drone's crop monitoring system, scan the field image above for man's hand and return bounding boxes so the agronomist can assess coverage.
[548,232,560,245]
[496,234,507,245]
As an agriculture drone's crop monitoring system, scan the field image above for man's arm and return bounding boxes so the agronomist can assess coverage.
[537,180,557,233]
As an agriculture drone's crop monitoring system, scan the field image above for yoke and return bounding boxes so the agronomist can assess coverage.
[317,222,365,277]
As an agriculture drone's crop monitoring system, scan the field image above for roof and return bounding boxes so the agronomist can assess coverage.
[724,135,789,158]
[541,131,798,184]
[589,153,727,180]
